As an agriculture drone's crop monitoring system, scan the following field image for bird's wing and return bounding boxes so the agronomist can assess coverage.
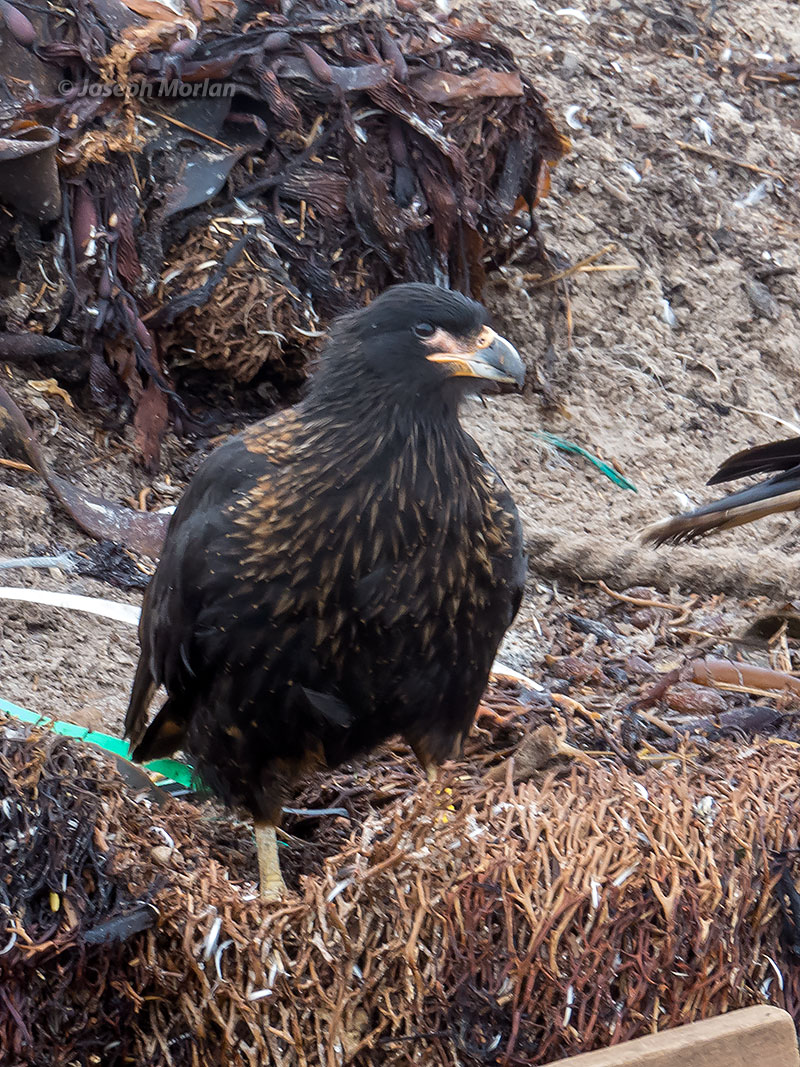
[467,433,526,624]
[707,435,800,485]
[124,409,299,749]
[641,460,800,546]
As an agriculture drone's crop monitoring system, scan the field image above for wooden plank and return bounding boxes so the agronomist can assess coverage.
[545,1007,799,1067]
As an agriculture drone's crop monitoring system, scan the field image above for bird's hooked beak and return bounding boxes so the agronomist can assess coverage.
[425,326,525,390]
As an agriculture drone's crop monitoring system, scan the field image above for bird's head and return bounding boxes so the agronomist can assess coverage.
[318,283,525,402]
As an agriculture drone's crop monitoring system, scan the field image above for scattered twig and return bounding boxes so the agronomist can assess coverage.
[727,404,800,436]
[577,263,639,274]
[491,662,546,691]
[636,710,679,737]
[710,681,787,700]
[149,110,234,151]
[0,553,78,572]
[629,667,685,711]
[675,140,786,181]
[475,703,531,728]
[596,580,691,616]
[637,751,691,767]
[0,457,35,473]
[671,627,765,649]
[550,693,601,723]
[523,243,617,287]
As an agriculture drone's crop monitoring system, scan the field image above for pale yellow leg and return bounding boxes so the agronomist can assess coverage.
[409,738,439,783]
[254,822,286,902]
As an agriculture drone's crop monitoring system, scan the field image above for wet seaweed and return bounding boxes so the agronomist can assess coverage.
[0,0,568,467]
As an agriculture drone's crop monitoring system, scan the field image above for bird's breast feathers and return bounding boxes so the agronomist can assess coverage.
[229,440,515,611]
[173,414,522,700]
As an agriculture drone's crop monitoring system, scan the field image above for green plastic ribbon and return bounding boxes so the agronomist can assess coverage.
[0,696,194,788]
[534,431,638,492]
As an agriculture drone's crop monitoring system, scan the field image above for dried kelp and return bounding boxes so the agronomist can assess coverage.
[2,678,800,1067]
[0,0,568,467]
[0,382,169,555]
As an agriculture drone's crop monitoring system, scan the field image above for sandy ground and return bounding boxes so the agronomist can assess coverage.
[1,0,799,734]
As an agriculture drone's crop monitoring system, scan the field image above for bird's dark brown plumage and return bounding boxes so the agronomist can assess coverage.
[642,435,800,546]
[125,283,526,892]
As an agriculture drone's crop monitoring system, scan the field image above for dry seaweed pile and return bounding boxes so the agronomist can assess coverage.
[3,674,800,1067]
[0,0,567,466]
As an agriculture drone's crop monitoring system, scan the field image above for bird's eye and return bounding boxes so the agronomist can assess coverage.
[413,322,435,339]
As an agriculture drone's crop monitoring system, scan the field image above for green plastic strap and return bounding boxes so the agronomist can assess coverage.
[0,696,195,788]
[534,431,638,492]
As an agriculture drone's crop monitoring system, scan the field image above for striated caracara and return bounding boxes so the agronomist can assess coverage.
[125,283,527,899]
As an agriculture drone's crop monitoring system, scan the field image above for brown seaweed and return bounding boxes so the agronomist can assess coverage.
[0,383,168,556]
[2,699,800,1065]
[0,0,568,467]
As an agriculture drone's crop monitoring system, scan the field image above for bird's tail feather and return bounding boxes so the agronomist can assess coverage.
[641,475,800,546]
[708,435,800,486]
[125,656,156,747]
[130,698,187,763]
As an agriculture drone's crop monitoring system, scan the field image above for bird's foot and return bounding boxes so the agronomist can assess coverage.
[408,736,441,783]
[254,821,287,904]
[259,872,287,903]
